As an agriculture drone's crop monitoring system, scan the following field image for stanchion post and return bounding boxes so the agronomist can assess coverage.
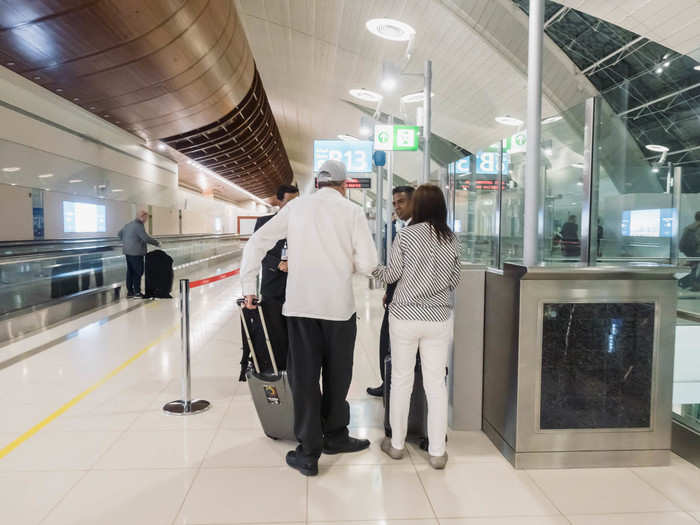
[163,279,211,415]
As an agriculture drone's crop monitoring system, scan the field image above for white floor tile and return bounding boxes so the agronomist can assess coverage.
[219,398,264,431]
[130,399,229,431]
[439,518,569,525]
[0,431,122,471]
[202,428,289,468]
[319,427,412,466]
[308,465,434,522]
[312,521,437,525]
[567,512,698,524]
[94,429,217,469]
[42,469,196,525]
[632,462,700,512]
[0,471,84,525]
[408,430,507,466]
[177,467,306,524]
[527,468,679,515]
[418,462,559,518]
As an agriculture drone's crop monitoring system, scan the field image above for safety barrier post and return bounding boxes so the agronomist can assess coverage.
[163,278,211,415]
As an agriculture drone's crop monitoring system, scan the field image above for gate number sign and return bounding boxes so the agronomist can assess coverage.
[313,140,373,173]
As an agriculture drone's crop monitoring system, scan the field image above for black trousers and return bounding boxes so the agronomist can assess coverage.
[378,306,391,382]
[263,299,289,369]
[125,255,144,295]
[287,314,357,459]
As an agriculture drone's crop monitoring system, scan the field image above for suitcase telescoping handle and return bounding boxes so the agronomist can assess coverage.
[236,298,279,376]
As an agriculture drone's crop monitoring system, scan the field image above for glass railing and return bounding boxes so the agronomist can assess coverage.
[674,312,700,435]
[0,234,241,316]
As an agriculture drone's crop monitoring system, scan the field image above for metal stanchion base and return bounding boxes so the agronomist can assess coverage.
[162,399,211,415]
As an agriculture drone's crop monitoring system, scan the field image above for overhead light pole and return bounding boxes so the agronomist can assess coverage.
[422,60,432,185]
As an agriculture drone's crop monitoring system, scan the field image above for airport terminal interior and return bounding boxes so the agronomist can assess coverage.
[0,0,699,523]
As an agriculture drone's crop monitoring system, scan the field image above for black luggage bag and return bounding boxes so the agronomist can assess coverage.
[144,249,173,298]
[237,299,296,441]
[384,354,429,449]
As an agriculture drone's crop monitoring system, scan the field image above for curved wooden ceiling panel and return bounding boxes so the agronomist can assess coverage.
[0,0,292,196]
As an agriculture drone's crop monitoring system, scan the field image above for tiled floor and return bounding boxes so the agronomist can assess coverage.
[1,269,699,524]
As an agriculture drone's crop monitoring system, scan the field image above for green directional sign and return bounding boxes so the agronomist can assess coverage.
[374,125,420,151]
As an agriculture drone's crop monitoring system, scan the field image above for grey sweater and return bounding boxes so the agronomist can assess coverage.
[118,220,160,256]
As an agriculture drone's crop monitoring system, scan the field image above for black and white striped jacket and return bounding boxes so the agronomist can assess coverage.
[373,222,461,322]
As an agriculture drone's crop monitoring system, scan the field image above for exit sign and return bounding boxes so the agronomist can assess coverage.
[374,125,420,151]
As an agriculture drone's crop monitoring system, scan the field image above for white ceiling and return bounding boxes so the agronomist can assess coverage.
[235,0,597,184]
[558,0,700,58]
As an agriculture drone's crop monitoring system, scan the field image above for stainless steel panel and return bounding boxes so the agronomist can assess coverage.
[482,266,526,448]
[514,449,670,469]
[449,266,486,431]
[672,419,700,468]
[515,277,676,454]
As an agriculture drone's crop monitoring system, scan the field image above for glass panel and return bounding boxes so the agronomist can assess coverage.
[501,137,526,267]
[541,302,655,429]
[541,102,586,263]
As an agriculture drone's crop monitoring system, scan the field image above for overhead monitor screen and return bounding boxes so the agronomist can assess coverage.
[621,208,673,238]
[63,201,106,233]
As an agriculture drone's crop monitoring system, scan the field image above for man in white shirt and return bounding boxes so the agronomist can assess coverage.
[240,159,378,476]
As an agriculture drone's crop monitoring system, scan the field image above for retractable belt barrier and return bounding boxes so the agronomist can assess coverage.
[163,268,240,415]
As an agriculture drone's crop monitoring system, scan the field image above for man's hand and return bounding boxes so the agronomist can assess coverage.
[382,294,388,308]
[244,294,258,309]
[278,261,288,273]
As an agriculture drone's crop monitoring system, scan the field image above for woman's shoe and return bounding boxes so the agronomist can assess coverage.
[380,437,405,460]
[429,452,448,470]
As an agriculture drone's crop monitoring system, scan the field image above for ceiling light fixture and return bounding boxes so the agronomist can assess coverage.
[112,189,124,192]
[645,144,669,152]
[338,134,360,142]
[495,115,524,126]
[664,61,670,68]
[544,148,553,157]
[694,65,700,71]
[400,91,434,104]
[349,88,383,102]
[38,173,54,178]
[576,181,584,186]
[68,179,82,183]
[381,77,397,92]
[571,163,585,169]
[542,115,563,124]
[157,143,166,151]
[2,167,20,172]
[10,183,16,186]
[366,18,416,42]
[652,167,660,173]
[655,67,663,74]
[44,188,50,191]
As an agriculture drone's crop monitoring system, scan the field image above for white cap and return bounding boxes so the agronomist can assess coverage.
[317,159,347,182]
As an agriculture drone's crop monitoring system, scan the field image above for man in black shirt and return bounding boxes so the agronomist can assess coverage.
[367,186,414,397]
[239,184,298,379]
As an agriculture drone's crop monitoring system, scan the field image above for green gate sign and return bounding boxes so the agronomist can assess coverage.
[374,125,420,151]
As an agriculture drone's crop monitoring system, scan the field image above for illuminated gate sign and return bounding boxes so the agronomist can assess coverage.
[373,125,420,151]
[313,140,373,173]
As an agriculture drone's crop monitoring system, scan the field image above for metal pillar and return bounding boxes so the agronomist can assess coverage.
[495,142,504,267]
[523,0,544,267]
[581,97,599,265]
[163,279,211,415]
[375,165,384,263]
[422,60,432,185]
[671,165,682,266]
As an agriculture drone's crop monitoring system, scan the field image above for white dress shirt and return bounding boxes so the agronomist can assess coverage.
[241,188,378,321]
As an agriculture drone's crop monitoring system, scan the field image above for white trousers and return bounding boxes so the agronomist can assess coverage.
[388,314,451,457]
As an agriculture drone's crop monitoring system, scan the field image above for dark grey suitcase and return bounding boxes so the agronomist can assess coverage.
[237,299,296,441]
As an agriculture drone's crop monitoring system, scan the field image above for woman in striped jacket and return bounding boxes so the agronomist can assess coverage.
[372,184,461,469]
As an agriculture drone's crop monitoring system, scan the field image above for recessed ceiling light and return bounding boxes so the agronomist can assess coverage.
[97,184,107,189]
[89,106,96,110]
[38,173,54,178]
[652,167,660,173]
[157,143,166,151]
[576,181,584,186]
[68,179,82,183]
[655,67,663,74]
[694,65,700,71]
[400,91,434,104]
[2,167,20,172]
[380,77,397,92]
[544,148,553,157]
[6,62,14,66]
[33,76,40,80]
[359,125,372,137]
[542,115,563,124]
[495,115,523,126]
[571,163,585,169]
[663,61,670,68]
[338,134,360,142]
[10,183,17,186]
[349,88,383,102]
[56,88,63,93]
[366,18,416,42]
[663,53,670,60]
[112,189,124,192]
[645,144,669,152]
[73,97,79,101]
[103,114,110,118]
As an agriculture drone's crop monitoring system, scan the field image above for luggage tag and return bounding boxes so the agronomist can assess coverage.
[263,384,281,405]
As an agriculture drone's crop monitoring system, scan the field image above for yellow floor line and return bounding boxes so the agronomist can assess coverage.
[0,324,177,460]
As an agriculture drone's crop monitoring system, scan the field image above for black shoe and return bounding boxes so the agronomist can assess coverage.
[367,384,384,397]
[323,436,370,455]
[126,293,135,298]
[285,450,318,476]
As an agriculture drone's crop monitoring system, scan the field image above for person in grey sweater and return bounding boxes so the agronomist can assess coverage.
[118,210,160,297]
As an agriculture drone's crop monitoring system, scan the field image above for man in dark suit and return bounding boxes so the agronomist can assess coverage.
[367,185,414,397]
[239,184,299,379]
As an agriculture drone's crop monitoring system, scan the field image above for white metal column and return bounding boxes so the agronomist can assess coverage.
[422,60,432,185]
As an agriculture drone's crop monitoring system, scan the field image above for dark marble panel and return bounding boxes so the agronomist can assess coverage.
[540,302,655,430]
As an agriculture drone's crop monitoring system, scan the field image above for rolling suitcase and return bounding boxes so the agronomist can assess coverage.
[384,354,429,449]
[144,249,173,298]
[237,299,296,441]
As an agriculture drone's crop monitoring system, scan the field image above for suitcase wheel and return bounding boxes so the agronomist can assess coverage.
[419,438,429,451]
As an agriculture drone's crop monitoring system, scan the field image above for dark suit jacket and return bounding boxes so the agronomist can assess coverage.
[254,215,288,301]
